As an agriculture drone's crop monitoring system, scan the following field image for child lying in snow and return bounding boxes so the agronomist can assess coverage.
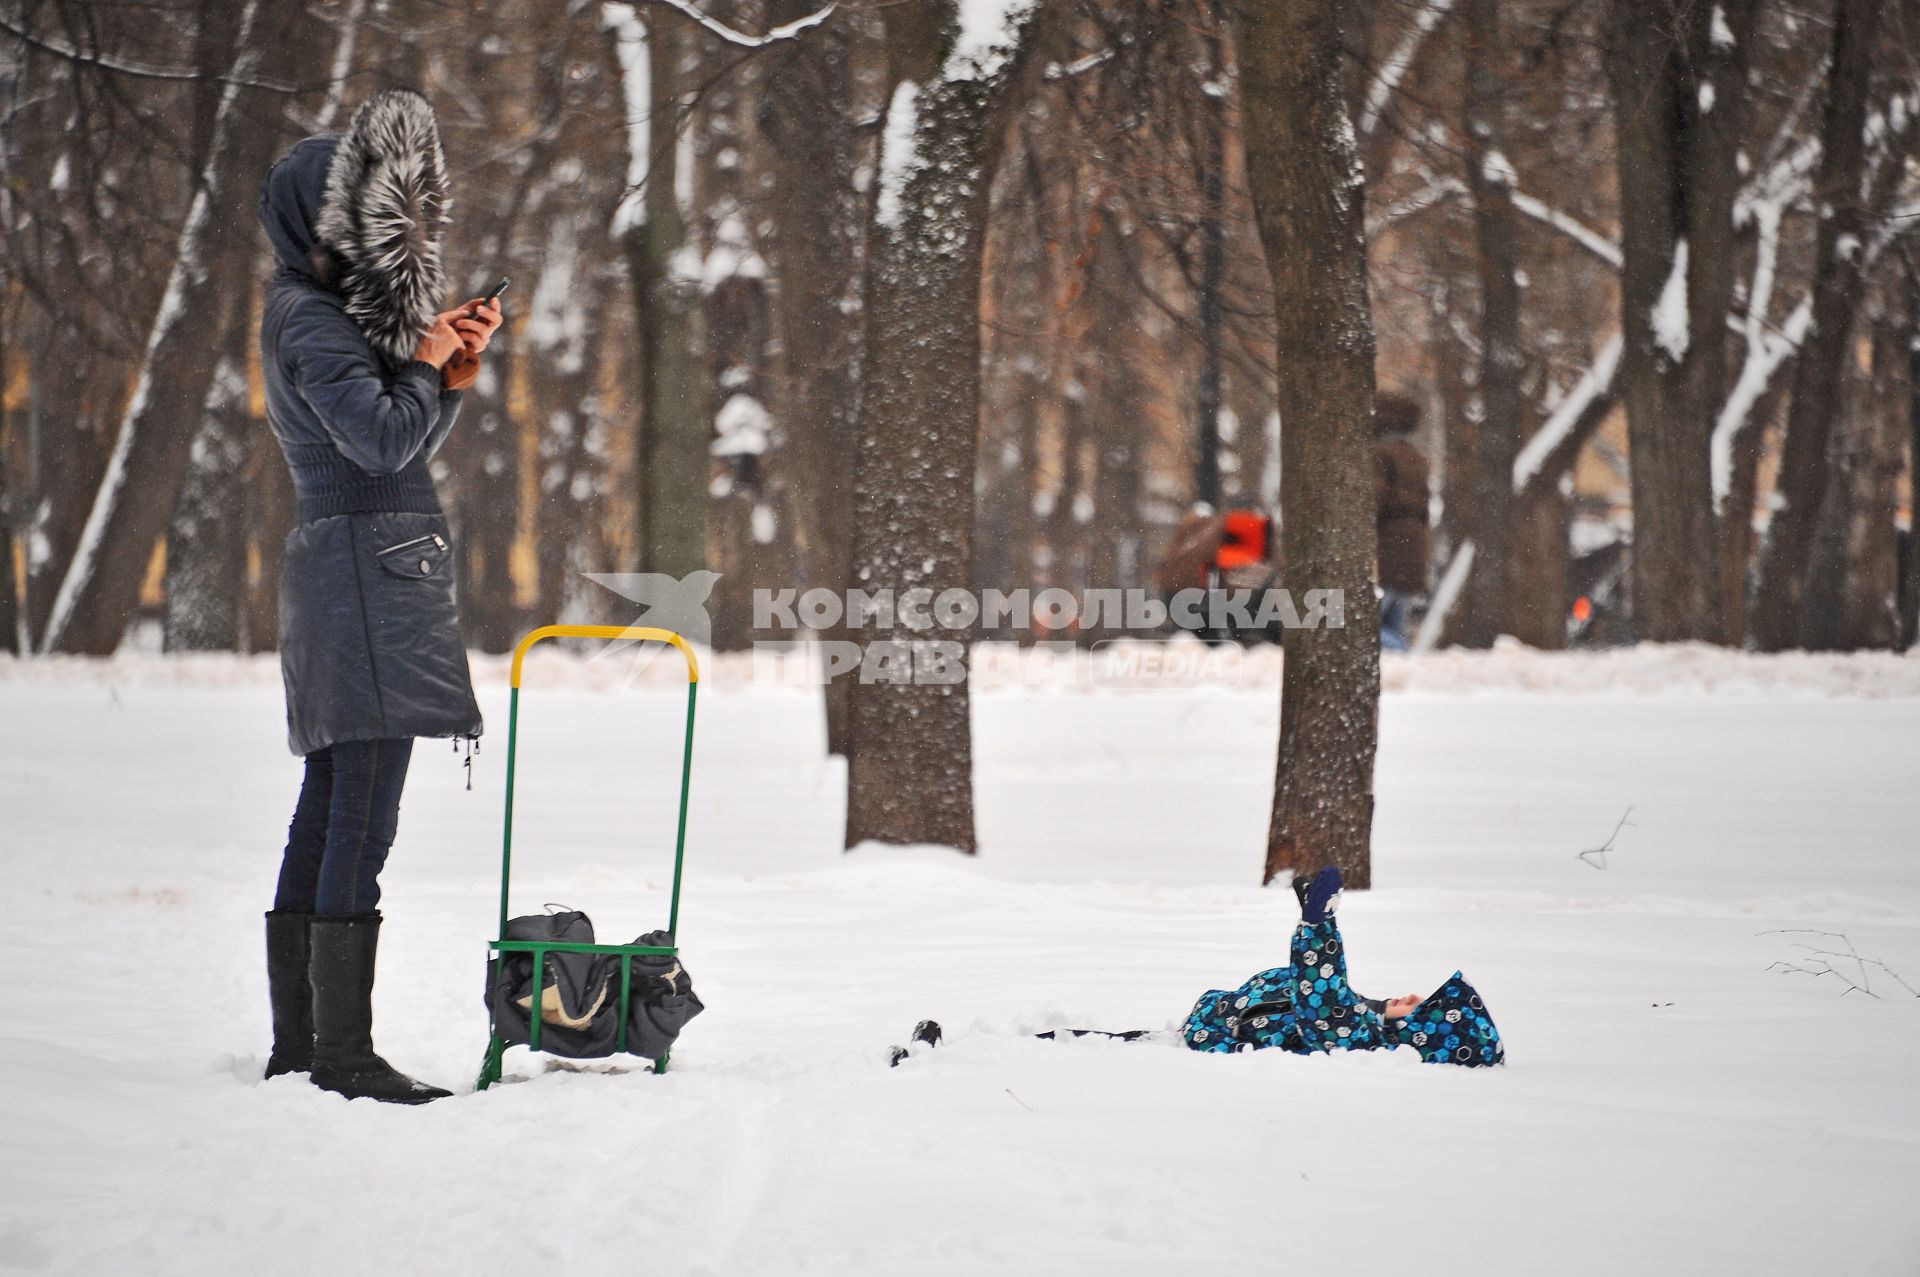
[893,867,1504,1068]
[1179,866,1504,1065]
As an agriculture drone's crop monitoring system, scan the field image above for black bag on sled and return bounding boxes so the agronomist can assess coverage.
[484,908,704,1062]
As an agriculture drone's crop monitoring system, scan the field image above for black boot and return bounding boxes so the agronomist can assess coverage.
[308,914,451,1105]
[888,1019,944,1067]
[264,911,314,1078]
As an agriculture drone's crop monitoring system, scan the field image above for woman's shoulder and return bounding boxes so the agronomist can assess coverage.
[268,279,375,365]
[270,277,352,327]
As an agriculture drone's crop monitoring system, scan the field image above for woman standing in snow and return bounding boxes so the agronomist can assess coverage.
[255,90,502,1104]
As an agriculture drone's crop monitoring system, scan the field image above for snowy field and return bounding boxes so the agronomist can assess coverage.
[3,645,1919,1276]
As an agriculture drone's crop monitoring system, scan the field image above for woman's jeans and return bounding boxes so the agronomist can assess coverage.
[275,738,414,916]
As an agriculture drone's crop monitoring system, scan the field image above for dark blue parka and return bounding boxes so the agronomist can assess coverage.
[258,134,482,756]
[1181,918,1505,1066]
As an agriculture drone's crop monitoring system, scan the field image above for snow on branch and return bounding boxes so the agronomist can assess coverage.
[602,3,652,234]
[875,80,921,230]
[1651,240,1690,363]
[0,13,295,92]
[1359,0,1456,140]
[1366,180,1622,275]
[950,0,1037,76]
[1712,215,1908,507]
[638,0,834,49]
[711,392,773,457]
[1712,198,1791,508]
[1366,176,1463,239]
[1510,191,1621,270]
[1512,335,1622,496]
[1045,48,1113,81]
[1411,540,1473,652]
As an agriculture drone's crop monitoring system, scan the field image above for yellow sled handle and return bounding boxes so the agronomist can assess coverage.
[509,624,701,687]
[480,623,702,1090]
[497,623,701,939]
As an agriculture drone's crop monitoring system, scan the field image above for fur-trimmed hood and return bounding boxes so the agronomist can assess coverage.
[258,90,450,367]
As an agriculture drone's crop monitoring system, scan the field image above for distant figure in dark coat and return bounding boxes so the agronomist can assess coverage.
[1373,395,1431,651]
[256,90,502,1104]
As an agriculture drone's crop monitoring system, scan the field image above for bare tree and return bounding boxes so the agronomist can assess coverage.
[1905,258,1920,649]
[1747,0,1880,650]
[1234,0,1381,888]
[1457,0,1520,646]
[625,6,710,580]
[35,0,292,653]
[163,298,255,651]
[757,0,868,748]
[842,0,1065,852]
[1603,0,1757,645]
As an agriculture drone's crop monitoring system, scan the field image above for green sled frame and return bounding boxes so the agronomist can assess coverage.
[475,624,699,1091]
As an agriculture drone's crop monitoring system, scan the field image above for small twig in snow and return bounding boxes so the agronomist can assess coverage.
[1761,930,1920,1000]
[1576,807,1634,870]
[1005,1088,1034,1111]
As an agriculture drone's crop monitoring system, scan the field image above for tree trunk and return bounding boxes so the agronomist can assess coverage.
[1746,0,1878,650]
[454,332,524,652]
[630,9,709,580]
[1192,0,1228,512]
[1715,381,1779,637]
[1904,270,1920,650]
[760,3,864,744]
[447,21,583,652]
[1459,0,1520,647]
[531,216,616,632]
[1804,315,1905,650]
[0,294,17,655]
[1508,484,1568,648]
[163,299,254,651]
[1435,295,1477,578]
[241,432,295,653]
[705,263,778,650]
[1603,0,1755,645]
[843,1,1059,852]
[1086,230,1148,637]
[38,0,276,653]
[1235,0,1381,889]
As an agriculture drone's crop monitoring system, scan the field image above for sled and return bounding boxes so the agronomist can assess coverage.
[475,624,699,1091]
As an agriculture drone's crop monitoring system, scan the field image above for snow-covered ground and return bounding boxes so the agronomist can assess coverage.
[3,646,1918,1275]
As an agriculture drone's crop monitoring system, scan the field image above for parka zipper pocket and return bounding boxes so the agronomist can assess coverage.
[375,532,450,580]
[377,532,447,557]
[1230,999,1294,1039]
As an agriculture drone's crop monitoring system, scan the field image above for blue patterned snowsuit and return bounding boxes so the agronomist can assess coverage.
[1181,918,1504,1066]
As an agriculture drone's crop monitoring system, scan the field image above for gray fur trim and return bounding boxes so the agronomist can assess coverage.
[314,90,451,367]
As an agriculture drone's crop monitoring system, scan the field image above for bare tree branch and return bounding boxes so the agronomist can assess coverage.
[1359,0,1458,139]
[638,0,834,49]
[0,11,298,92]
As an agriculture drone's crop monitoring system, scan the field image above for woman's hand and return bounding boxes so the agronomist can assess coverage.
[1383,994,1423,1020]
[413,315,463,368]
[449,297,503,355]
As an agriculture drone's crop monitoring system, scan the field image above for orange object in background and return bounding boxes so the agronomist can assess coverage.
[1572,595,1593,623]
[1216,511,1271,570]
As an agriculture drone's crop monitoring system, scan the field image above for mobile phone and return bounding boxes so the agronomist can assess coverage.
[472,278,509,316]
